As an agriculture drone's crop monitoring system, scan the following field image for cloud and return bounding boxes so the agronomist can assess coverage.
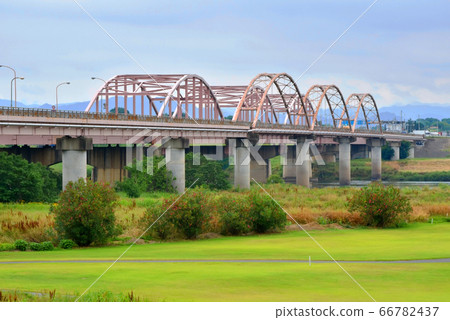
[0,0,449,110]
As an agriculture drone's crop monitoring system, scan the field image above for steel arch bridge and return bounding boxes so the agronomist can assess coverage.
[85,73,383,132]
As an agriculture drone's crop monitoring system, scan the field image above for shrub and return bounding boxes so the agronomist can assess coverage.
[267,174,284,184]
[41,241,54,251]
[247,190,286,233]
[117,156,175,196]
[0,243,15,251]
[400,141,411,159]
[347,183,412,228]
[382,145,395,160]
[52,179,119,246]
[167,188,210,239]
[116,177,141,198]
[0,152,61,203]
[14,239,28,251]
[29,242,44,251]
[185,152,231,190]
[142,203,175,240]
[59,239,75,249]
[215,193,251,235]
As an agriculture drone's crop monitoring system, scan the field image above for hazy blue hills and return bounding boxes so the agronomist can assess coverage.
[378,104,450,121]
[1,99,449,120]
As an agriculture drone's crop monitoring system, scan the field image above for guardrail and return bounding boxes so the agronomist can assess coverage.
[0,106,249,127]
[0,106,419,137]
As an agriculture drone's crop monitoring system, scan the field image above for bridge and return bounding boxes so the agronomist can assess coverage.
[0,73,421,192]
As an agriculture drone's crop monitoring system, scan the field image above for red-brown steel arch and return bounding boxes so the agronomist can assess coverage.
[344,93,382,133]
[233,73,310,128]
[85,74,223,121]
[302,85,351,130]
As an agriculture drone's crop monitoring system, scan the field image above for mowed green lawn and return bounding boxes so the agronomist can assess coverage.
[2,262,449,302]
[1,222,449,262]
[0,222,449,301]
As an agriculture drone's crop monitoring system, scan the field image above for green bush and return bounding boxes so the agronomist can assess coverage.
[59,239,75,249]
[400,141,411,159]
[14,239,28,251]
[347,183,412,228]
[185,152,231,190]
[0,243,15,251]
[29,242,44,251]
[52,179,119,246]
[247,190,286,233]
[116,156,175,196]
[116,177,141,198]
[167,188,211,239]
[142,202,175,240]
[0,152,61,203]
[41,241,54,251]
[382,145,395,160]
[215,193,251,235]
[267,174,284,184]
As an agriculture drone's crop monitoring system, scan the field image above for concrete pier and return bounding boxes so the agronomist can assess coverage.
[367,138,384,181]
[282,145,296,179]
[408,145,415,158]
[234,139,251,189]
[164,138,189,193]
[390,141,401,161]
[334,137,354,186]
[294,137,312,188]
[56,136,93,189]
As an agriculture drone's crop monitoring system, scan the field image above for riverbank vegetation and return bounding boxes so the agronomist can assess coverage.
[1,183,448,245]
[0,222,449,301]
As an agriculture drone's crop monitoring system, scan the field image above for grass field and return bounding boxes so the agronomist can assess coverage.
[1,261,449,302]
[1,184,449,243]
[383,158,450,173]
[1,222,449,301]
[1,222,449,262]
[1,182,449,301]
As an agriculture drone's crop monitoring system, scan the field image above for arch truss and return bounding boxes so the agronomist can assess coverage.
[303,85,351,130]
[85,74,223,121]
[230,73,311,128]
[344,93,382,132]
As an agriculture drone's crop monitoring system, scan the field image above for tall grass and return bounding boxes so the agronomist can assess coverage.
[1,185,448,244]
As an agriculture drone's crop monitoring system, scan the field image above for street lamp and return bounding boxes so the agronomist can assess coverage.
[0,65,17,107]
[56,82,70,110]
[10,77,24,107]
[91,77,107,112]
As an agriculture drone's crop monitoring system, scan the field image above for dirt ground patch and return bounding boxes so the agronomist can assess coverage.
[286,222,345,231]
[384,159,450,173]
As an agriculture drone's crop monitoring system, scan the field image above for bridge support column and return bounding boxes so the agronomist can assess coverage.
[234,139,251,189]
[282,145,296,179]
[250,158,271,183]
[251,145,278,183]
[56,136,93,190]
[368,138,385,181]
[293,136,313,188]
[334,137,355,186]
[164,138,189,193]
[408,145,415,159]
[390,141,401,161]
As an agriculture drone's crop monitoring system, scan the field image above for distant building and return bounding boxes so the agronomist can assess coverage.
[382,120,405,132]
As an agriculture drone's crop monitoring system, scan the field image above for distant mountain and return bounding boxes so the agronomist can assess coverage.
[2,99,449,121]
[378,104,450,121]
[0,99,89,111]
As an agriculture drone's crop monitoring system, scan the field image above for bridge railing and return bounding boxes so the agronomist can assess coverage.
[0,106,250,127]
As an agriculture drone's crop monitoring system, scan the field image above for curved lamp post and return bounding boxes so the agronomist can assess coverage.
[0,65,17,107]
[10,77,24,107]
[56,82,70,110]
[91,77,107,112]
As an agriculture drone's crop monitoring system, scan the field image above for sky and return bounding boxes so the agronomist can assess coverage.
[0,0,449,108]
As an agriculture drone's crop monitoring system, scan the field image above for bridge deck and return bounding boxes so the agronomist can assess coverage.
[0,106,421,145]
